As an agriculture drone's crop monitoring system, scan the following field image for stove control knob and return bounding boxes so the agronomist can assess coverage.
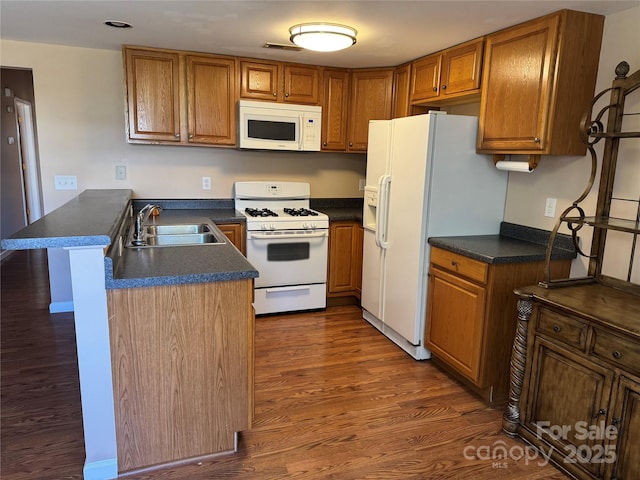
[270,224,276,230]
[303,222,309,229]
[261,223,267,230]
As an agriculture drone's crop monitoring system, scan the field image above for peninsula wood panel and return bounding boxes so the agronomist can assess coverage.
[107,280,253,473]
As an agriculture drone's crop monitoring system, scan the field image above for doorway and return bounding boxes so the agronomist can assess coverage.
[15,97,42,224]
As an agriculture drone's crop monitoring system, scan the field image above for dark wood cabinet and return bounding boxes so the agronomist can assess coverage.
[327,221,363,298]
[477,10,604,156]
[125,48,181,142]
[347,69,393,152]
[216,222,245,255]
[410,38,483,106]
[123,46,236,146]
[321,69,350,151]
[240,59,320,104]
[425,246,571,403]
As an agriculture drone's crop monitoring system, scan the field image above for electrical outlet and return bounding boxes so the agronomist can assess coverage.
[544,197,557,217]
[359,179,366,191]
[115,165,126,180]
[202,176,211,190]
[54,175,77,190]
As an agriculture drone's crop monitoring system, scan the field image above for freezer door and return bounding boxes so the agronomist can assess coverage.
[382,115,432,345]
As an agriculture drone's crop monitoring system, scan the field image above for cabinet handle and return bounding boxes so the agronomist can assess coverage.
[592,408,607,418]
[553,325,561,333]
[349,142,353,147]
[451,260,457,266]
[442,85,447,90]
[612,417,621,426]
[432,87,438,92]
[533,137,540,143]
[285,93,289,97]
[174,133,180,138]
[273,92,277,97]
[188,134,194,139]
[612,350,622,359]
[323,142,327,147]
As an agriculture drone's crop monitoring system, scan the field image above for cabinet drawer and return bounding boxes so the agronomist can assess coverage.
[536,307,587,350]
[592,329,640,377]
[430,248,487,284]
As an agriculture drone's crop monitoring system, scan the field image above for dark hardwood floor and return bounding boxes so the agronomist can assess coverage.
[1,250,567,479]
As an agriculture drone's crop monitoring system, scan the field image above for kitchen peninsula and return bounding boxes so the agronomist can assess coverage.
[1,189,258,479]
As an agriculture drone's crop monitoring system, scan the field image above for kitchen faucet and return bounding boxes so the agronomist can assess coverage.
[131,204,161,246]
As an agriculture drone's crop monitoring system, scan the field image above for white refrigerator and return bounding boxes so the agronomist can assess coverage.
[361,112,508,359]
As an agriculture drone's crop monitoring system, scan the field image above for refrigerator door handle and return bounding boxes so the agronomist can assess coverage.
[377,175,392,249]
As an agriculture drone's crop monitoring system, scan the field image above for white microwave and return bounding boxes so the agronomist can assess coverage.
[238,100,322,151]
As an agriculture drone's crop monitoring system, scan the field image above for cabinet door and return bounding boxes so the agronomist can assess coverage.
[348,69,393,152]
[409,53,441,104]
[125,48,181,142]
[321,69,349,151]
[524,337,613,477]
[391,63,411,118]
[240,60,280,101]
[283,64,320,104]
[186,55,236,145]
[607,376,640,480]
[425,266,486,382]
[354,225,364,297]
[216,223,245,255]
[328,222,358,294]
[477,14,559,152]
[440,39,483,97]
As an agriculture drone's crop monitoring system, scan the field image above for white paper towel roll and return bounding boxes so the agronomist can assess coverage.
[495,161,533,173]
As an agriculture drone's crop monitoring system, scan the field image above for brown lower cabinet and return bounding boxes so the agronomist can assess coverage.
[216,222,246,255]
[506,284,640,480]
[327,221,363,299]
[425,246,571,403]
[107,279,254,474]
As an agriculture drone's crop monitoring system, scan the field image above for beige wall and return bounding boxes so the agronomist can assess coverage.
[0,40,367,213]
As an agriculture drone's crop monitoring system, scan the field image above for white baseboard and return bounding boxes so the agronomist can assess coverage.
[49,300,74,313]
[83,457,117,480]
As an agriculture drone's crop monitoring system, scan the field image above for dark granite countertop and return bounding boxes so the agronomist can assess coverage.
[311,198,363,222]
[2,190,258,289]
[1,189,133,249]
[106,207,256,289]
[428,222,577,264]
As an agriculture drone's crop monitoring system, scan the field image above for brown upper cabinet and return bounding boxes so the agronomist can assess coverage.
[410,38,484,105]
[391,63,411,118]
[321,68,350,151]
[124,46,236,146]
[125,48,181,142]
[477,10,604,155]
[239,59,320,105]
[347,68,394,152]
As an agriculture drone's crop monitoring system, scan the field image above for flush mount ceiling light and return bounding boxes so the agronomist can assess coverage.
[289,23,357,52]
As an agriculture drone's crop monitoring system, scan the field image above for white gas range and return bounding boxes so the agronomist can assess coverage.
[234,181,329,315]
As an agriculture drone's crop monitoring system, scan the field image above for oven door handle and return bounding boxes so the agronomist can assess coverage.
[265,285,311,294]
[248,231,328,240]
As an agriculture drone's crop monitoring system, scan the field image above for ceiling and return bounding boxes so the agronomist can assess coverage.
[1,1,637,69]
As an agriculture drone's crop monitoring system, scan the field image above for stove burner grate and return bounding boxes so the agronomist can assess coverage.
[245,207,278,217]
[283,207,319,217]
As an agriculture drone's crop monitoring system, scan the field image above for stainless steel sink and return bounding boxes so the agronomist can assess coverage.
[145,224,211,236]
[125,222,226,248]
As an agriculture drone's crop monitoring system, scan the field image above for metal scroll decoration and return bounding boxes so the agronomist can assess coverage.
[541,61,639,285]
